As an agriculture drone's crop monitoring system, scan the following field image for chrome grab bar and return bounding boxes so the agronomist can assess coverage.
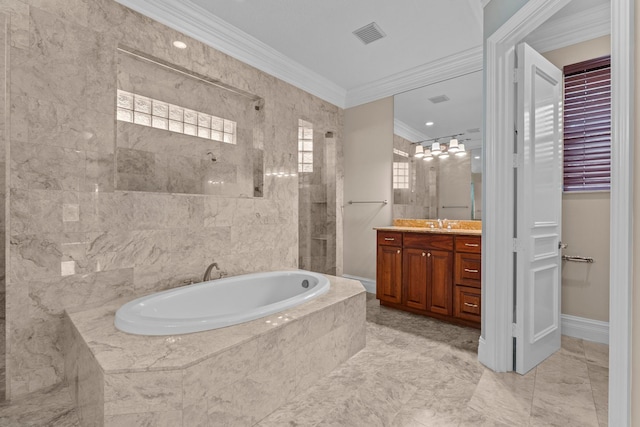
[348,200,388,205]
[561,255,594,263]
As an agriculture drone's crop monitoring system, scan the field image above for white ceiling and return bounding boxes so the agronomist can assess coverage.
[117,0,609,115]
[187,0,483,91]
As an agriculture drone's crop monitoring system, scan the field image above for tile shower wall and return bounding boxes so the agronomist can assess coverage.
[392,134,437,219]
[0,13,7,401]
[1,0,343,398]
[298,132,338,276]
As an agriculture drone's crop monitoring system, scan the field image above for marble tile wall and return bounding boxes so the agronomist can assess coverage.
[298,130,338,276]
[1,0,343,399]
[116,50,263,197]
[393,134,438,219]
[0,12,7,401]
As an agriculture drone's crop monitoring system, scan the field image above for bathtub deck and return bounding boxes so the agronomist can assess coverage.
[63,275,366,427]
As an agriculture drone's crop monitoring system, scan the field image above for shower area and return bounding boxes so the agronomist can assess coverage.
[297,119,339,276]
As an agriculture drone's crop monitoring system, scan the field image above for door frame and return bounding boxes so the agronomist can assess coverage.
[480,0,634,425]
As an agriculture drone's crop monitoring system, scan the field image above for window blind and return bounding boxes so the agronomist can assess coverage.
[563,55,611,192]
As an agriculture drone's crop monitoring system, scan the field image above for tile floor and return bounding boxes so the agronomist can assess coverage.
[0,294,608,426]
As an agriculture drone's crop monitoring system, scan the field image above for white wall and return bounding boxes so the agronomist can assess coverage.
[343,98,394,280]
[542,36,611,322]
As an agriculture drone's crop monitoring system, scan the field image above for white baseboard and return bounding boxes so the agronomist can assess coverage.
[342,274,376,294]
[561,314,609,345]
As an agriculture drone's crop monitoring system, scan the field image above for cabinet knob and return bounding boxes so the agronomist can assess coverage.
[427,252,431,257]
[422,252,426,256]
[397,249,400,254]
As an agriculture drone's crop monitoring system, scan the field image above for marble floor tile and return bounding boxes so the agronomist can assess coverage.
[0,294,608,427]
[584,340,609,368]
[0,382,79,426]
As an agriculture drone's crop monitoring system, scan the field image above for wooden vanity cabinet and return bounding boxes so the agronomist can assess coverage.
[453,235,482,324]
[376,230,481,328]
[403,234,454,316]
[376,231,403,304]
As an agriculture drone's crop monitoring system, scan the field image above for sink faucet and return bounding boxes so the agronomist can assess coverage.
[437,218,443,229]
[203,262,221,282]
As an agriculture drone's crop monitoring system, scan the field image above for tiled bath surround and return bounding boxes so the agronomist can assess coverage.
[1,0,343,398]
[63,276,365,426]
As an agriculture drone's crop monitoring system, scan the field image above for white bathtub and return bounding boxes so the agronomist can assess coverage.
[114,270,330,335]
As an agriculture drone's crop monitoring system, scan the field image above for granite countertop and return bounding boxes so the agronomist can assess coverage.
[375,226,482,236]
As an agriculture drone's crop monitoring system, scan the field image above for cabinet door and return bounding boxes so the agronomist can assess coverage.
[403,248,428,310]
[376,245,402,304]
[427,249,453,316]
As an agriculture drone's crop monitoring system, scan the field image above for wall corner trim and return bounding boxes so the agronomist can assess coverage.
[561,314,609,345]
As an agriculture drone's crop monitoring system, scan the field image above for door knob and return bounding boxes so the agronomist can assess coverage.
[559,242,568,249]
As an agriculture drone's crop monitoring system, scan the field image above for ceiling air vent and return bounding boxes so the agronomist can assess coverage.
[428,95,450,104]
[353,22,386,45]
[466,127,481,133]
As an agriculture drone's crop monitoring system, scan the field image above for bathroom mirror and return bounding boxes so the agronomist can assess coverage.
[393,71,482,220]
[115,47,264,197]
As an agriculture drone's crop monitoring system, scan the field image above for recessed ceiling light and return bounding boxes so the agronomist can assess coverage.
[172,41,187,49]
[474,156,480,159]
[425,121,434,126]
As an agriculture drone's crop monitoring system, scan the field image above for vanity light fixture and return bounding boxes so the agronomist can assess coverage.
[172,40,188,49]
[415,144,425,158]
[431,142,441,156]
[455,143,467,156]
[423,149,434,161]
[448,138,460,153]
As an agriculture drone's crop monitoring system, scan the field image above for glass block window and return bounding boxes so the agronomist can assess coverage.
[393,162,409,189]
[116,89,236,144]
[298,119,313,173]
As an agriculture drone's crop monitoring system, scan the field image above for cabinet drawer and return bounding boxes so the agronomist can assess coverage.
[455,253,481,288]
[454,286,481,323]
[404,233,454,251]
[377,231,402,246]
[455,236,481,253]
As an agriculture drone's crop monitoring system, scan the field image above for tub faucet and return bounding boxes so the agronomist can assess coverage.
[203,262,221,282]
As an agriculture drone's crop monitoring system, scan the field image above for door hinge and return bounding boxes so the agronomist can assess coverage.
[512,153,520,168]
[513,68,519,83]
[512,322,521,337]
[512,238,521,252]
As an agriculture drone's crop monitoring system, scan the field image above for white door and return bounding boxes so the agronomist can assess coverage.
[514,43,563,374]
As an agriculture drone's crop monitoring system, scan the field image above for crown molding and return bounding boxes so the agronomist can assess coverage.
[527,3,611,53]
[394,119,430,143]
[114,0,347,107]
[114,0,609,111]
[345,45,483,108]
